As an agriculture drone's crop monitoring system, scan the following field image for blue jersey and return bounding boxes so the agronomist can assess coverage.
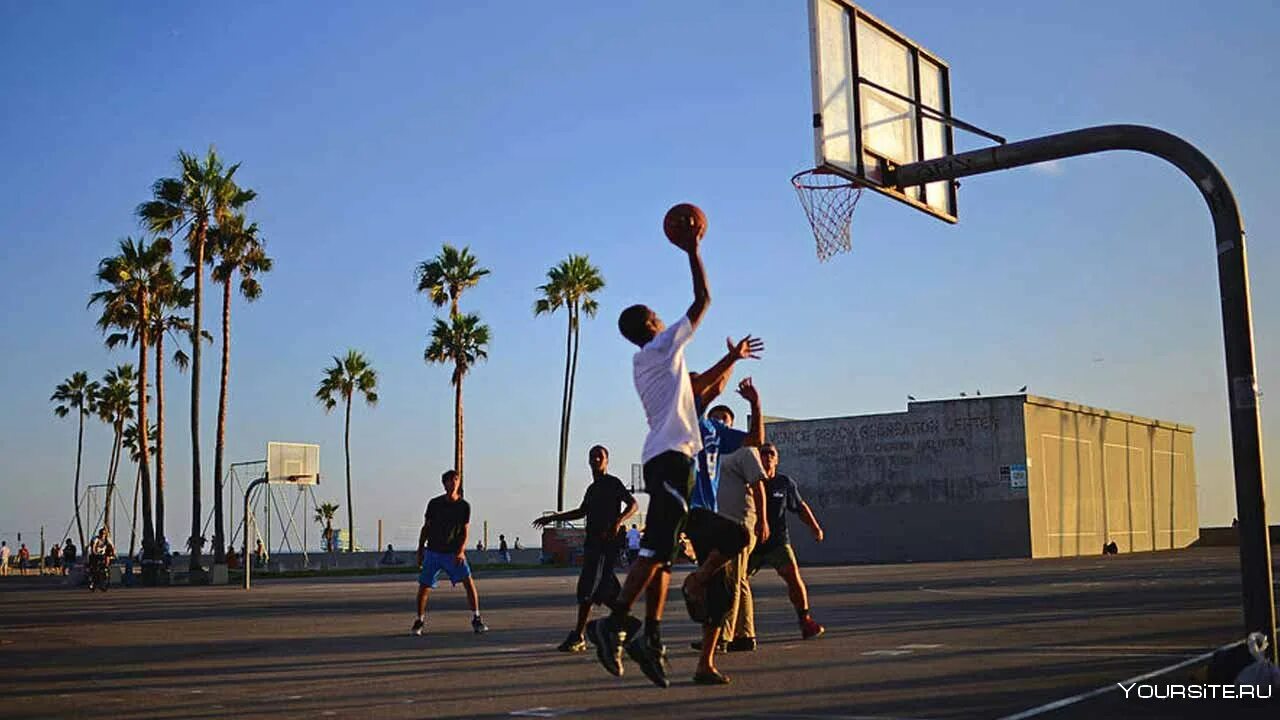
[691,416,747,512]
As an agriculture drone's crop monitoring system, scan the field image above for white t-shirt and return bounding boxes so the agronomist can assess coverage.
[717,446,766,528]
[0,545,9,563]
[634,316,702,462]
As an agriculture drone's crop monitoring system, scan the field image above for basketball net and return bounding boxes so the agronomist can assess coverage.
[791,168,864,262]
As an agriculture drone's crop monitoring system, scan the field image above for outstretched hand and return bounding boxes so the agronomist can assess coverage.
[727,335,764,361]
[736,377,759,404]
[531,515,552,529]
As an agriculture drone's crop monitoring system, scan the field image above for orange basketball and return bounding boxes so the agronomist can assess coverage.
[663,203,707,248]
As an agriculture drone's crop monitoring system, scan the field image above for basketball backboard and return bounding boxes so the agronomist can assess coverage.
[808,0,958,222]
[267,442,320,484]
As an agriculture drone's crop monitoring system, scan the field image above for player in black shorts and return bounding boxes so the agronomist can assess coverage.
[533,445,638,652]
[591,209,710,688]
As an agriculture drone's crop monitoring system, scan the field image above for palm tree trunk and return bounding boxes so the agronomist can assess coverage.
[189,221,207,572]
[344,393,354,552]
[74,411,86,548]
[137,301,155,561]
[103,422,123,538]
[565,304,582,495]
[454,374,464,495]
[556,310,572,512]
[130,464,141,558]
[154,332,166,553]
[213,278,231,562]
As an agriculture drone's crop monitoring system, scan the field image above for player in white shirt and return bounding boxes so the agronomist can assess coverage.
[587,210,710,688]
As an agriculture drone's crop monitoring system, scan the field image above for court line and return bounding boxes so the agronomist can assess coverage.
[995,637,1246,720]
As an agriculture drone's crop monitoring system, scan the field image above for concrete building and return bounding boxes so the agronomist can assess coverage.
[766,394,1198,564]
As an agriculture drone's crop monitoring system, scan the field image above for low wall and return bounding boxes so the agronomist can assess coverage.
[236,548,544,572]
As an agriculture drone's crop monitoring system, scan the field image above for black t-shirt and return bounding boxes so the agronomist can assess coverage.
[424,495,471,554]
[582,473,635,542]
[761,474,803,550]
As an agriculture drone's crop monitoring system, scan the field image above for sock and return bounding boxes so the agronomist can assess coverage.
[645,619,662,646]
[416,614,423,622]
[473,610,481,619]
[797,607,810,622]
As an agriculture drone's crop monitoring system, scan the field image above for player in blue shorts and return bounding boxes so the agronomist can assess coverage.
[411,469,488,636]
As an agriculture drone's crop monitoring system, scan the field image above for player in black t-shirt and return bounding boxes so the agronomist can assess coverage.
[748,443,826,639]
[411,469,488,636]
[533,445,638,652]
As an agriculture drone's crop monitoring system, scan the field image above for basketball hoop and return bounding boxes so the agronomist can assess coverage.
[791,168,864,261]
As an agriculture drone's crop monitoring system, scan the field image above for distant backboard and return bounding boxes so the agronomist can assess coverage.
[808,0,958,222]
[267,442,320,484]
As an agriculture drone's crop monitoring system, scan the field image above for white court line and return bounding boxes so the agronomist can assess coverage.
[995,638,1247,720]
[757,707,931,712]
[755,714,930,720]
[898,644,944,650]
[862,649,913,657]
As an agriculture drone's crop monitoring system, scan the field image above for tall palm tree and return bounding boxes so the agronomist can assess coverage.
[415,244,489,318]
[137,147,255,572]
[122,421,157,559]
[148,276,196,554]
[534,255,605,512]
[425,314,490,493]
[51,372,100,548]
[207,214,272,563]
[314,501,340,552]
[91,237,172,560]
[94,365,136,538]
[315,351,378,552]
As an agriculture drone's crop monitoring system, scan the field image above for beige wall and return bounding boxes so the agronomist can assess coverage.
[1024,397,1198,558]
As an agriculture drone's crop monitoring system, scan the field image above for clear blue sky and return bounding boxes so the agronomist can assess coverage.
[1,1,1277,551]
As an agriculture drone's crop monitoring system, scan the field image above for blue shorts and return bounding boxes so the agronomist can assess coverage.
[418,549,471,588]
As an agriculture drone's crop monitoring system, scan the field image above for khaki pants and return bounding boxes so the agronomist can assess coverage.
[722,532,756,642]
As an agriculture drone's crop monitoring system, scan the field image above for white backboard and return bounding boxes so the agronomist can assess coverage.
[267,442,320,484]
[809,0,958,222]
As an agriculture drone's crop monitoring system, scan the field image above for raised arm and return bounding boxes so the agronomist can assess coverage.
[737,378,765,448]
[683,247,711,328]
[691,335,765,408]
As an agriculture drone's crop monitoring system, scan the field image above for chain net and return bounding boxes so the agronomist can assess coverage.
[791,169,864,262]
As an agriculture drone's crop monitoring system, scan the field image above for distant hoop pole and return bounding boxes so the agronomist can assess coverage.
[242,476,268,590]
[890,124,1275,660]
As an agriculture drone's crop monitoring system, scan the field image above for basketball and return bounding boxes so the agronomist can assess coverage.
[663,203,707,248]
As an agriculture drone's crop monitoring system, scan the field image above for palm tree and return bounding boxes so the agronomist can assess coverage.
[315,351,378,552]
[94,365,136,537]
[534,255,605,512]
[314,501,340,553]
[207,214,272,563]
[148,275,196,554]
[415,244,489,318]
[90,236,172,561]
[137,146,256,572]
[122,421,157,559]
[425,314,490,493]
[51,372,101,548]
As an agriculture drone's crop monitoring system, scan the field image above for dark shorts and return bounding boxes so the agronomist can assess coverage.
[684,508,749,561]
[683,510,749,627]
[749,543,799,575]
[638,451,695,564]
[577,540,622,606]
[418,550,472,589]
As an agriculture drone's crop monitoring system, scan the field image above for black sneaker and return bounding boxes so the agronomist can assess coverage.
[689,639,727,652]
[472,616,489,634]
[626,635,671,688]
[557,631,587,653]
[726,636,757,653]
[587,618,625,677]
[410,618,424,636]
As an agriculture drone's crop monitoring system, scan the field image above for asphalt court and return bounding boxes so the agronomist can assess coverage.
[1,546,1275,719]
